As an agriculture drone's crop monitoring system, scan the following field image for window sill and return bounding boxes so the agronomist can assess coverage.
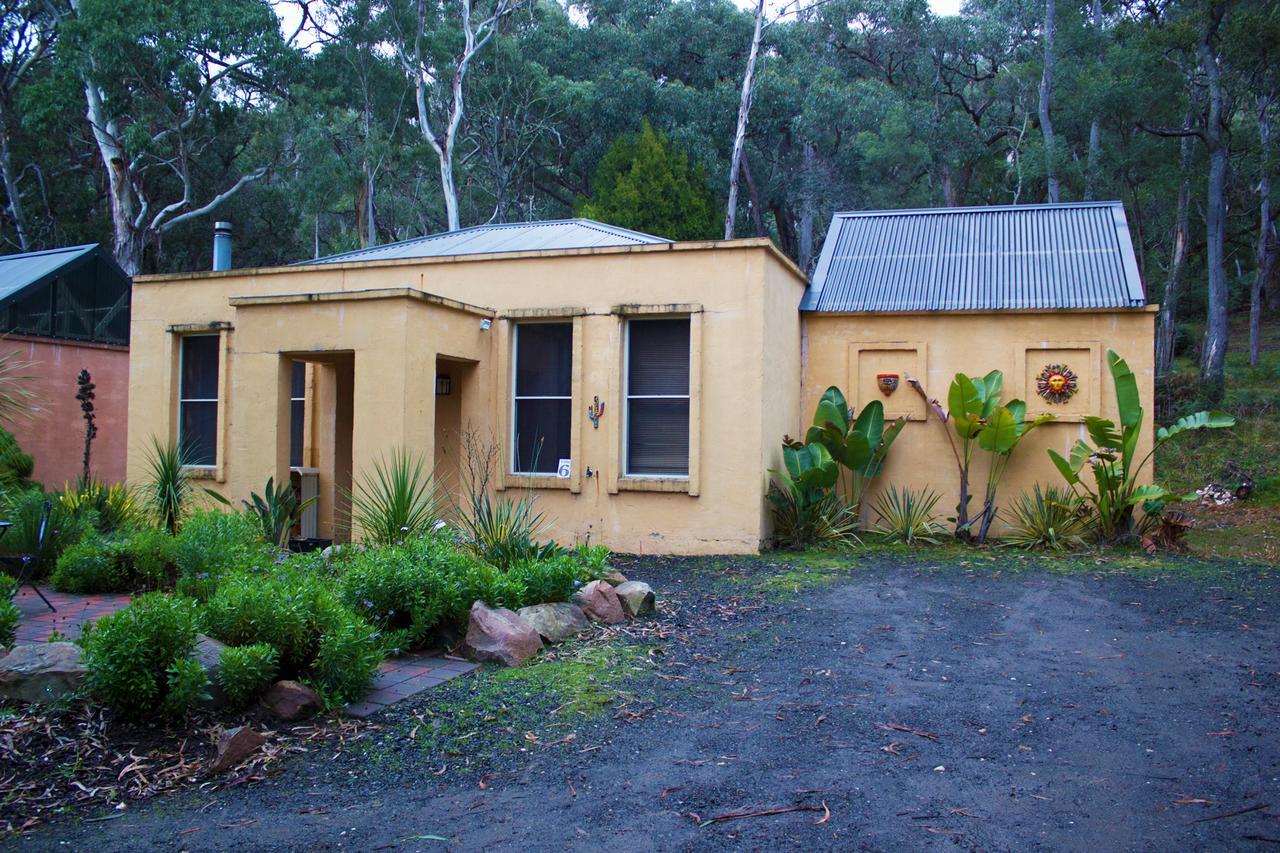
[617,476,690,494]
[503,474,572,491]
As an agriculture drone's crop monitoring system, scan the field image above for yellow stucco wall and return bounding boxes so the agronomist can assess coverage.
[126,241,809,555]
[800,309,1158,532]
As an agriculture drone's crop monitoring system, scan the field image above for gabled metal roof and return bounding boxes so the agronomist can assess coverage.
[0,243,102,304]
[299,219,669,266]
[802,201,1147,312]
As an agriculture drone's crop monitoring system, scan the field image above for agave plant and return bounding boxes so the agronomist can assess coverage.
[1001,484,1087,551]
[804,387,906,518]
[871,485,943,544]
[346,448,443,546]
[1048,349,1234,543]
[243,476,317,548]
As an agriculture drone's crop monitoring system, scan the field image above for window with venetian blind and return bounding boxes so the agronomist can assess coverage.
[625,317,690,476]
[513,322,573,474]
[178,335,219,466]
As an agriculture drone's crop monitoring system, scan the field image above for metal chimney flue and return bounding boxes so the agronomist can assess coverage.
[212,221,233,271]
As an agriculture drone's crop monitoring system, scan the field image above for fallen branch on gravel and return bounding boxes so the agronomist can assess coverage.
[876,722,939,741]
[1190,802,1271,824]
[691,804,825,827]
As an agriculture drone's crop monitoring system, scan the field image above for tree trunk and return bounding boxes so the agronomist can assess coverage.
[740,153,766,237]
[1038,0,1060,203]
[798,141,816,270]
[1198,11,1228,403]
[1252,96,1273,367]
[1156,125,1194,377]
[725,0,765,240]
[1084,0,1103,201]
[0,106,30,251]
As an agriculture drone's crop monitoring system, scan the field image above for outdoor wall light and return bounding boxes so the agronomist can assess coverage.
[479,318,492,331]
[435,375,452,396]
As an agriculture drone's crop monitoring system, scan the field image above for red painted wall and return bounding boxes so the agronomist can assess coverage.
[5,335,130,488]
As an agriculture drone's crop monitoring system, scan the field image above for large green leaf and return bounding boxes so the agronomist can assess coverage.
[851,400,885,450]
[977,405,1018,454]
[844,431,873,472]
[1106,349,1142,432]
[949,374,983,439]
[979,370,1003,416]
[1155,410,1236,441]
[813,398,848,432]
[1047,449,1080,485]
[1124,484,1171,506]
[1083,416,1122,450]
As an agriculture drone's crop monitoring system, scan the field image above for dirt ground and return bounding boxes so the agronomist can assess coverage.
[14,553,1280,851]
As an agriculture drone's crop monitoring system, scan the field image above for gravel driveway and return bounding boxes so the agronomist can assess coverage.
[19,553,1280,851]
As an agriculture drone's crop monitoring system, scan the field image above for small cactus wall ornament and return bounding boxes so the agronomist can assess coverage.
[1036,363,1078,405]
[588,395,605,429]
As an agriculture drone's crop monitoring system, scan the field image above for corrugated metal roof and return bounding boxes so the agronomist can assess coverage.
[299,219,669,266]
[0,244,100,303]
[802,202,1146,312]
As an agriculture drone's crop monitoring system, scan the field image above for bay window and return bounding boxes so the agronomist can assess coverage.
[625,317,690,476]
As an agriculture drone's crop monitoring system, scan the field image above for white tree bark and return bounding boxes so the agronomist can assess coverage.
[1155,120,1193,378]
[401,0,520,233]
[725,0,765,241]
[1038,0,1060,203]
[1084,0,1103,200]
[1198,9,1229,401]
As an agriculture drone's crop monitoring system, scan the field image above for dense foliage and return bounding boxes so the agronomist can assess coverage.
[1,0,1275,400]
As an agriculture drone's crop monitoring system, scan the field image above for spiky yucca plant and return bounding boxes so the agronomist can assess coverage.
[1002,484,1087,551]
[346,448,443,546]
[872,486,943,545]
[142,438,198,535]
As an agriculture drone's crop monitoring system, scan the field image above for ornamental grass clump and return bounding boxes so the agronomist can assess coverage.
[80,593,207,720]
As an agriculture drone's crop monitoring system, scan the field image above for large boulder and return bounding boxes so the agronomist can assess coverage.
[601,570,628,587]
[614,581,656,617]
[571,580,626,625]
[192,634,230,710]
[0,642,86,704]
[517,602,590,644]
[463,601,543,666]
[210,725,266,772]
[261,680,322,721]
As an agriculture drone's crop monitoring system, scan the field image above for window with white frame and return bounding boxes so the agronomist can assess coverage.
[512,322,572,474]
[178,335,219,466]
[625,317,690,476]
[289,361,306,468]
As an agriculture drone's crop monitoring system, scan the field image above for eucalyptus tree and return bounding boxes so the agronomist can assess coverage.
[386,0,529,232]
[0,0,58,251]
[62,0,301,274]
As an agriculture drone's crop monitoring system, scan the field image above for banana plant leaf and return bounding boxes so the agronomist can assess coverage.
[1156,410,1236,441]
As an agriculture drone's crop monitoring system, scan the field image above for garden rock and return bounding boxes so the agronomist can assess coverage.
[517,602,590,643]
[0,642,86,704]
[210,725,266,772]
[614,581,656,617]
[464,601,542,666]
[601,570,628,587]
[261,680,322,721]
[572,580,626,624]
[192,634,229,710]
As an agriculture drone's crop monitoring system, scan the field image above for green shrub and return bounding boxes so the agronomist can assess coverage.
[119,527,179,589]
[508,554,585,608]
[571,543,613,580]
[217,643,280,709]
[0,426,34,489]
[50,537,124,593]
[80,593,205,719]
[201,567,381,703]
[1002,484,1087,551]
[0,575,18,648]
[339,545,448,651]
[446,558,525,624]
[173,510,269,600]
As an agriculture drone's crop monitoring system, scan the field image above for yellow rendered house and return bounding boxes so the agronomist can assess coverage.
[126,203,1155,554]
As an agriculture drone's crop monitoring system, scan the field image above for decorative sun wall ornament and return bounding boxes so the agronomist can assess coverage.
[1036,363,1078,404]
[876,373,899,396]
